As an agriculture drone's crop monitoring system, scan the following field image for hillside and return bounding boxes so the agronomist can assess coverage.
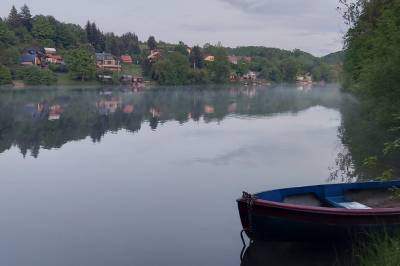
[321,51,344,65]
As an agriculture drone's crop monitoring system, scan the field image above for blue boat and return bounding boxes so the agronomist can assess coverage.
[237,181,400,241]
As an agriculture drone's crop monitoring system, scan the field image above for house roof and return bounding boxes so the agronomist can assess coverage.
[44,48,57,53]
[20,53,37,63]
[120,55,133,62]
[96,52,114,61]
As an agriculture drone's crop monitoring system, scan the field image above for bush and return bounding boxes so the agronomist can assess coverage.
[15,66,57,85]
[354,232,400,266]
[48,63,68,73]
[187,69,209,84]
[0,65,12,85]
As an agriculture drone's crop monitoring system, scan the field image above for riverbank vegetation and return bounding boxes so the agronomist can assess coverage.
[339,0,400,180]
[0,5,341,87]
[339,1,400,265]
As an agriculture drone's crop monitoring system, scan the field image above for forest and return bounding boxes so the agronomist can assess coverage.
[0,5,341,86]
[339,0,400,181]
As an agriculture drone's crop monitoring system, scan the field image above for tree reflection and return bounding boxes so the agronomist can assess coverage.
[240,241,349,266]
[331,96,400,182]
[0,84,343,158]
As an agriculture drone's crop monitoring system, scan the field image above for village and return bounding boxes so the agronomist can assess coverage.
[0,4,339,89]
[17,45,316,88]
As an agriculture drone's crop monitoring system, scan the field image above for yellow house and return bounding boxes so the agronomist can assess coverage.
[204,55,215,62]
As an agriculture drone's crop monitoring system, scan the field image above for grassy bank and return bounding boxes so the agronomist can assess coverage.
[56,73,101,86]
[352,232,400,266]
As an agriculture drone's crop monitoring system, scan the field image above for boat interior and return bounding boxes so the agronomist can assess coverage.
[255,181,400,209]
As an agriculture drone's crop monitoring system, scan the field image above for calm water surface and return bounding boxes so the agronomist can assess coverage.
[0,84,349,266]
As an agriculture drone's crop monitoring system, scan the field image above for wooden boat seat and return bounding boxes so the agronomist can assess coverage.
[325,196,371,209]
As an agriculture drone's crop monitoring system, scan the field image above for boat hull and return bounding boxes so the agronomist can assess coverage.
[237,198,400,242]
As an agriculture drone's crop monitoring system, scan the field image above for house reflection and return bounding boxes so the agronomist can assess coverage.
[2,84,343,157]
[48,104,64,121]
[97,98,121,115]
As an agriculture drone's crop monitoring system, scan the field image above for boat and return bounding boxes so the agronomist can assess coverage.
[237,181,400,242]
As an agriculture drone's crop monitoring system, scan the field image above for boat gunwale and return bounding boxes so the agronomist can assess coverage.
[237,198,400,216]
[237,181,400,216]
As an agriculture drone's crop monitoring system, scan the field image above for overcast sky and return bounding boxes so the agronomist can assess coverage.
[1,0,345,56]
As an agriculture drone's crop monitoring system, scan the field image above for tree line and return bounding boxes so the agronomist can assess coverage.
[339,0,400,181]
[0,4,341,86]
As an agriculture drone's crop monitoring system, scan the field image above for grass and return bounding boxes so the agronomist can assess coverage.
[352,232,400,266]
[121,63,143,76]
[56,73,100,86]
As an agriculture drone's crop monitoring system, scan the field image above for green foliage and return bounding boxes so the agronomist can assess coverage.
[321,51,344,65]
[64,46,96,81]
[6,6,22,28]
[152,52,190,85]
[0,21,16,47]
[187,69,209,84]
[147,36,157,50]
[48,63,68,73]
[32,15,56,41]
[205,46,230,84]
[20,4,33,32]
[228,46,339,82]
[353,232,400,266]
[0,47,19,66]
[189,46,204,69]
[15,66,57,85]
[0,65,12,85]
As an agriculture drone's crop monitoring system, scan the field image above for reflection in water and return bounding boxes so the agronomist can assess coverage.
[0,84,350,266]
[241,241,349,266]
[0,84,343,158]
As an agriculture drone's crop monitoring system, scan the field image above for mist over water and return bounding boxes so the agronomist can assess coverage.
[0,84,350,266]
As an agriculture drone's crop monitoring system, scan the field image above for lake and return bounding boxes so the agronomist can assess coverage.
[0,84,351,266]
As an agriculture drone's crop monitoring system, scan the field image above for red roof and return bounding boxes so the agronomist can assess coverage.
[121,55,133,63]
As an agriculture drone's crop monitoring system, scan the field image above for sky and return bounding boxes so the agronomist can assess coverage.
[1,0,346,56]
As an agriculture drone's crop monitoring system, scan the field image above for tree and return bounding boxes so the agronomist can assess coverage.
[147,36,157,50]
[104,33,121,56]
[85,22,105,51]
[189,46,204,69]
[65,46,96,81]
[32,15,56,40]
[0,65,12,85]
[0,21,16,47]
[152,52,190,85]
[205,46,230,83]
[6,6,22,28]
[20,4,32,32]
[121,32,140,55]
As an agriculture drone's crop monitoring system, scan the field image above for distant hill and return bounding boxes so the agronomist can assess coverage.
[321,51,345,65]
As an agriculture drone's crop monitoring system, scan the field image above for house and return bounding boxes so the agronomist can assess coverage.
[242,71,257,81]
[296,73,313,83]
[44,48,57,55]
[229,73,239,82]
[228,56,239,65]
[44,48,63,64]
[204,55,215,62]
[96,52,122,72]
[120,55,133,64]
[228,55,252,65]
[147,50,161,62]
[46,54,63,64]
[20,48,42,66]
